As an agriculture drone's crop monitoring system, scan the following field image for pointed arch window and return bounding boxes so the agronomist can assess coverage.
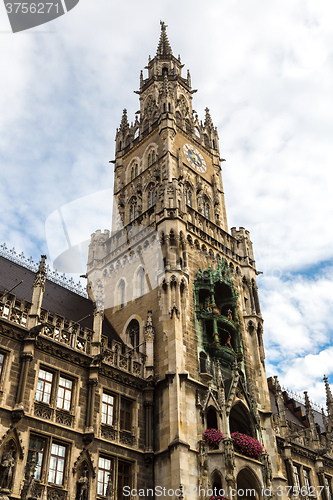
[152,150,155,163]
[205,201,210,219]
[118,280,125,309]
[129,199,138,222]
[185,187,192,207]
[138,267,146,296]
[127,319,140,352]
[147,186,156,209]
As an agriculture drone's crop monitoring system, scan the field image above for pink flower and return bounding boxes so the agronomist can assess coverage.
[231,432,263,459]
[203,428,224,447]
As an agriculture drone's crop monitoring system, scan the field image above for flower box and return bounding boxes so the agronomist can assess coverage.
[231,432,263,459]
[203,428,223,448]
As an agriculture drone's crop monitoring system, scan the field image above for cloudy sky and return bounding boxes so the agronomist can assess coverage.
[1,0,332,406]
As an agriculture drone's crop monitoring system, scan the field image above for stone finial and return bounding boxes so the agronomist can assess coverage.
[120,108,129,133]
[204,107,213,130]
[33,255,46,290]
[140,70,143,88]
[324,375,333,420]
[304,391,315,427]
[157,21,172,56]
[321,407,328,433]
[187,69,191,87]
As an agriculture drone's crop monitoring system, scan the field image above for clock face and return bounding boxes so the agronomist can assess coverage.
[183,143,207,173]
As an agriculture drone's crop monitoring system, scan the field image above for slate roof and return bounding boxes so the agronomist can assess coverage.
[0,255,121,344]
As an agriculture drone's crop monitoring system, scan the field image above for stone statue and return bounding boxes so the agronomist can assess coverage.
[0,447,15,490]
[76,469,89,500]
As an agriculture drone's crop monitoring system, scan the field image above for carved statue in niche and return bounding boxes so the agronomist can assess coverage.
[0,446,15,490]
[76,468,89,500]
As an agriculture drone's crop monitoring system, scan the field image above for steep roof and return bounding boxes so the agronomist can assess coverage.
[0,255,121,344]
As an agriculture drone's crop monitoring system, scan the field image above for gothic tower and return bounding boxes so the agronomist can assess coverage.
[87,22,284,498]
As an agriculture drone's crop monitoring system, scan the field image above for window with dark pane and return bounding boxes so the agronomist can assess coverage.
[28,436,46,480]
[120,398,131,431]
[117,461,131,500]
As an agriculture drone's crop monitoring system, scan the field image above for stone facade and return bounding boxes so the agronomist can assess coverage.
[1,21,333,500]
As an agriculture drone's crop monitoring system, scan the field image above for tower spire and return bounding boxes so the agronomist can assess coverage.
[157,21,172,56]
[324,375,333,421]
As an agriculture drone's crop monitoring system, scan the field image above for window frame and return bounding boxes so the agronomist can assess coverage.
[36,368,54,404]
[56,375,73,412]
[28,435,47,481]
[117,460,131,500]
[97,456,113,496]
[101,392,115,427]
[120,397,132,432]
[48,441,67,486]
[325,476,333,500]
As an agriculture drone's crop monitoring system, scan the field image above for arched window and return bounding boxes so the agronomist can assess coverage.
[126,319,140,351]
[205,201,210,219]
[148,153,152,167]
[118,280,125,309]
[207,407,218,429]
[185,187,192,207]
[138,267,146,296]
[131,167,134,181]
[135,163,138,177]
[229,403,255,437]
[129,199,137,222]
[147,186,156,209]
[152,150,155,163]
[199,352,207,373]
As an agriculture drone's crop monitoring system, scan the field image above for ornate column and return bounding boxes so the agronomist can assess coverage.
[84,366,98,444]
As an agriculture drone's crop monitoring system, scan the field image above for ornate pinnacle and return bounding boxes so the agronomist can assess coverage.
[140,70,143,88]
[204,107,213,130]
[304,391,315,425]
[324,375,333,419]
[33,255,46,290]
[120,108,129,132]
[157,21,172,56]
[187,69,191,87]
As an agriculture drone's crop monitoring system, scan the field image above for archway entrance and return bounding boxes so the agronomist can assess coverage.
[236,468,261,500]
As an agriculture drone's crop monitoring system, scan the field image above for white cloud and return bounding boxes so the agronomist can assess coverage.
[1,0,333,403]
